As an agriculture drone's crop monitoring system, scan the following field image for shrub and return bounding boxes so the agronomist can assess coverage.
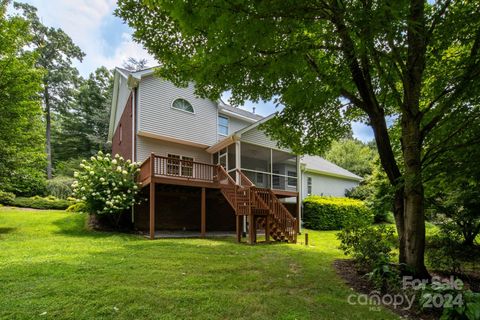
[72,151,141,226]
[303,196,373,230]
[12,195,73,210]
[425,223,478,274]
[66,202,87,213]
[0,190,15,205]
[46,176,74,199]
[337,222,397,271]
[7,169,47,197]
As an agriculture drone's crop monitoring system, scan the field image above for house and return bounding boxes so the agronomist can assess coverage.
[107,67,362,243]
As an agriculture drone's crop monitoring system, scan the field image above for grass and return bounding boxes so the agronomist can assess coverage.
[0,207,398,320]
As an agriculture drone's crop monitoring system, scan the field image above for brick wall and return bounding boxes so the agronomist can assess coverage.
[112,93,133,160]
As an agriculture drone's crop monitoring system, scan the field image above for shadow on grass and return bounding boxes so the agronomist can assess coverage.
[51,213,139,240]
[0,227,16,234]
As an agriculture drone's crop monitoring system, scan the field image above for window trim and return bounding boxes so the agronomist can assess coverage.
[166,153,195,177]
[218,115,229,136]
[307,176,312,195]
[171,98,195,114]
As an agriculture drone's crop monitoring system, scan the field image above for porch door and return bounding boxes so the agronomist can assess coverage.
[218,148,228,171]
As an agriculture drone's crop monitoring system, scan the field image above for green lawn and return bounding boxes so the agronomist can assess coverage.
[0,207,398,319]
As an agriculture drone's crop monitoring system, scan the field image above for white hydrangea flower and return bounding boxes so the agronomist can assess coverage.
[117,166,122,172]
[112,159,118,165]
[100,177,105,182]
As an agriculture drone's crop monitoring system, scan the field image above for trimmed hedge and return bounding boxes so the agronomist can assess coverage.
[12,195,74,210]
[303,196,373,230]
[0,190,16,205]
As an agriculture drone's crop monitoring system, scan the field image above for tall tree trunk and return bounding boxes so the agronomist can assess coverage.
[402,116,429,278]
[393,187,406,265]
[44,86,52,180]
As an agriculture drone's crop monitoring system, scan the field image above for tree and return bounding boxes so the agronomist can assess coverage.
[52,67,113,164]
[14,2,85,179]
[116,1,480,277]
[0,0,45,195]
[324,139,376,177]
[122,57,149,71]
[424,105,480,246]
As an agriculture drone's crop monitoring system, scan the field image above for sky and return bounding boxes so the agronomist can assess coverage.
[11,0,374,142]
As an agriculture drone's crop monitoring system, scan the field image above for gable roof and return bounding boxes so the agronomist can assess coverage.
[218,100,264,122]
[301,155,363,181]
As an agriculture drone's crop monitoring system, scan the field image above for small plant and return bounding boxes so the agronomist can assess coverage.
[0,190,15,205]
[66,202,87,213]
[366,253,401,292]
[72,151,141,226]
[337,221,396,271]
[440,290,480,320]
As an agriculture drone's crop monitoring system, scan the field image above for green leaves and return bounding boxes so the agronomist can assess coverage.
[0,1,45,195]
[72,152,142,216]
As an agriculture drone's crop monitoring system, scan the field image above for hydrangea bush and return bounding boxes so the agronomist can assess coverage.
[72,151,141,221]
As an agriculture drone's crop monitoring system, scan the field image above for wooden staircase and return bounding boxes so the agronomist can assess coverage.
[217,166,297,243]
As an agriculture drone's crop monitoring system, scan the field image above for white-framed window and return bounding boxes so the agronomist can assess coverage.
[167,154,194,176]
[172,98,194,113]
[307,177,312,195]
[181,156,194,177]
[167,154,181,175]
[218,115,229,135]
[287,171,297,187]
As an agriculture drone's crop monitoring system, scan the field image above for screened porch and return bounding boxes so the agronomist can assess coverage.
[213,142,299,193]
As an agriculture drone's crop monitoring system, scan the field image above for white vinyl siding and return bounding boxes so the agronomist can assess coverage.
[301,172,359,199]
[136,136,211,164]
[227,116,251,133]
[241,128,291,152]
[137,76,218,146]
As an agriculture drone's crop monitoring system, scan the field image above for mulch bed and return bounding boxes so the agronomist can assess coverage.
[333,259,438,319]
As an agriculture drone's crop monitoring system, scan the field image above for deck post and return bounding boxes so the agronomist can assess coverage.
[201,187,206,238]
[296,194,300,233]
[265,215,270,242]
[149,182,156,240]
[236,215,242,243]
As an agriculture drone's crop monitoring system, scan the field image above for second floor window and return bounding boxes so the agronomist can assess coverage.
[218,115,229,135]
[172,98,194,113]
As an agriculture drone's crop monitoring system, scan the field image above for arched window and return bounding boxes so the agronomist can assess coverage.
[172,98,194,113]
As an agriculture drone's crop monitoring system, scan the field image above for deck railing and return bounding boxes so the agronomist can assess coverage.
[139,154,218,184]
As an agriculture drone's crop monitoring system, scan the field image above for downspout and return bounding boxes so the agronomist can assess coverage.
[296,155,302,234]
[131,88,136,224]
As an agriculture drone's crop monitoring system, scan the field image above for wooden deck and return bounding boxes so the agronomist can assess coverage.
[138,153,220,188]
[138,153,299,244]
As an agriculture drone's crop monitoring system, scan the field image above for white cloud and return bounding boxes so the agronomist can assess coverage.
[93,33,155,72]
[15,0,154,76]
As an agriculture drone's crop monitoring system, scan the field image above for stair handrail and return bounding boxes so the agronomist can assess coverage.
[267,189,297,242]
[236,169,254,187]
